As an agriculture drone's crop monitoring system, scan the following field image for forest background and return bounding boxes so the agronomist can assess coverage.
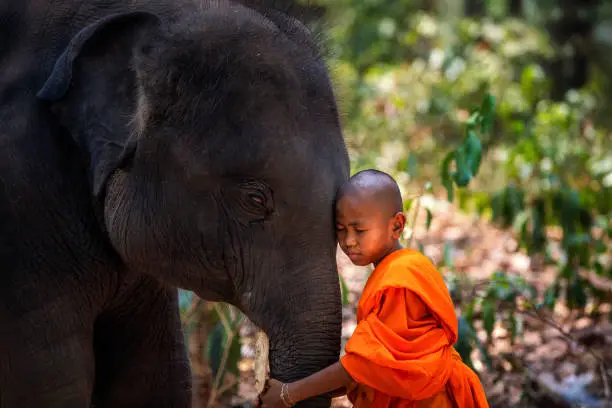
[179,1,612,407]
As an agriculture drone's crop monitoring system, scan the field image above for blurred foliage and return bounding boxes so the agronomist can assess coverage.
[179,292,244,406]
[319,0,612,384]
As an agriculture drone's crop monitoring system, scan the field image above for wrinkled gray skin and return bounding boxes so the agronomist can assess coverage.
[0,1,349,407]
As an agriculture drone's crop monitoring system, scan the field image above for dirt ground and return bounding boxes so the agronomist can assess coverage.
[231,195,612,408]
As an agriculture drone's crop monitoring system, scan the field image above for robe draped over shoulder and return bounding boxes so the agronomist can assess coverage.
[339,248,489,408]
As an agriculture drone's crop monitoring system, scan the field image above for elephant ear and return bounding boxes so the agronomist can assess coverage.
[37,11,162,198]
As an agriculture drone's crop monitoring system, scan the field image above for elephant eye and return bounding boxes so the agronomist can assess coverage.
[249,192,266,206]
[238,181,274,218]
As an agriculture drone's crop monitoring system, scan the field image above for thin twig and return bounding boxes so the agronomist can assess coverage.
[407,189,424,247]
[216,375,239,397]
[207,330,236,408]
[213,303,232,333]
[600,363,610,402]
[206,303,246,408]
[182,297,204,328]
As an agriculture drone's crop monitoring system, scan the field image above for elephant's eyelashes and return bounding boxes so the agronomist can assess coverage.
[249,192,265,205]
[236,181,274,220]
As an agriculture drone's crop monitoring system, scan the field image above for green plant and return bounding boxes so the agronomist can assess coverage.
[179,291,244,407]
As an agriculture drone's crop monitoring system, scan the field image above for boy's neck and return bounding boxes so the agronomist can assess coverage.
[373,240,404,267]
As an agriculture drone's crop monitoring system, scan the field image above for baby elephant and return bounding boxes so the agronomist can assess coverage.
[0,0,349,407]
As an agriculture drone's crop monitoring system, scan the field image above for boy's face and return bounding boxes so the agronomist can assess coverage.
[335,194,405,267]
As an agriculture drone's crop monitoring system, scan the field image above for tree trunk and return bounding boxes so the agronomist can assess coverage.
[546,0,599,100]
[464,0,486,16]
[509,0,522,16]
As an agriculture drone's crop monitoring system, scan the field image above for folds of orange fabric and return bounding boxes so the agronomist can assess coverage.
[340,249,490,408]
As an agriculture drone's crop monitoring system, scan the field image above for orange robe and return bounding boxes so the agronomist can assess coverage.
[339,248,489,408]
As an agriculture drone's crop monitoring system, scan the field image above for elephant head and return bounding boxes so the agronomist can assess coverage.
[37,2,349,406]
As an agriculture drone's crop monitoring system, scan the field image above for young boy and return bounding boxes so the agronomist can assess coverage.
[258,169,489,408]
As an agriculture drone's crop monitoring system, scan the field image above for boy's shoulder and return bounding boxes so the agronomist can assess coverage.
[377,248,432,270]
[365,248,442,293]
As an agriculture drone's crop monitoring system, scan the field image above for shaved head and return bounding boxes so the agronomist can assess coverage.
[337,169,403,216]
[335,169,406,266]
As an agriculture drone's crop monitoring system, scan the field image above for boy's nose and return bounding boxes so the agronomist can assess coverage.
[344,233,357,247]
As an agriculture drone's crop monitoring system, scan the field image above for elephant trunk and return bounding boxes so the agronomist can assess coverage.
[264,251,343,407]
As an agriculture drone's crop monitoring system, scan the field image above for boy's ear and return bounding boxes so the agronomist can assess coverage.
[392,212,406,238]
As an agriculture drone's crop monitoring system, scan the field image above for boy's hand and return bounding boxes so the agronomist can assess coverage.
[258,379,288,408]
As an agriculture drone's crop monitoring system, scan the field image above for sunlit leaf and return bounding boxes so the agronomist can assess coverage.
[404,198,414,213]
[479,93,496,133]
[466,111,480,130]
[464,129,483,177]
[339,273,350,306]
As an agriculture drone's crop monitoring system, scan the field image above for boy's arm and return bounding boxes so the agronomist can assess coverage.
[325,387,348,398]
[287,362,354,403]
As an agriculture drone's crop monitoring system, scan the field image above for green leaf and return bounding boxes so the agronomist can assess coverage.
[512,209,530,235]
[407,152,418,178]
[207,319,242,383]
[508,311,518,345]
[403,198,414,213]
[482,299,495,339]
[339,273,350,306]
[542,281,560,310]
[473,333,494,370]
[455,316,475,370]
[453,146,472,187]
[479,93,496,133]
[441,151,456,202]
[567,276,588,310]
[595,262,605,276]
[442,241,454,269]
[178,290,194,314]
[494,280,516,302]
[464,130,483,177]
[464,300,475,326]
[426,209,433,231]
[466,111,480,130]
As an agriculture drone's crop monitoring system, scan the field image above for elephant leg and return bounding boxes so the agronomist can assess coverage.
[0,299,95,408]
[91,276,192,408]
